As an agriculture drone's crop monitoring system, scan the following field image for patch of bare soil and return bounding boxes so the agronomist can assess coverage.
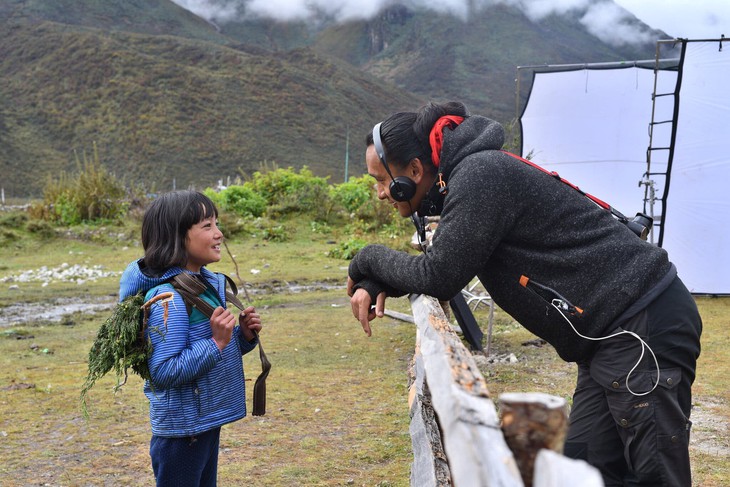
[690,396,730,456]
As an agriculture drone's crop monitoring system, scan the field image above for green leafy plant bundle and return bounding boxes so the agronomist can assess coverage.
[80,293,152,417]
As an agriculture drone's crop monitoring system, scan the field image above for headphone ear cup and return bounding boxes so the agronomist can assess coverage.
[389,176,417,202]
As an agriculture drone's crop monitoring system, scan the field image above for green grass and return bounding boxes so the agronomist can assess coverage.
[0,288,415,486]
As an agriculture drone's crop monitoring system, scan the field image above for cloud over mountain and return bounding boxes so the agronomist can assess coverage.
[170,0,656,45]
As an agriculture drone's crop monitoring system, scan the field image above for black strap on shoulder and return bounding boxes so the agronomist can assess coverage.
[170,272,270,416]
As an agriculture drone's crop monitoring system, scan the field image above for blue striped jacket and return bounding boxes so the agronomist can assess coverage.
[119,260,257,437]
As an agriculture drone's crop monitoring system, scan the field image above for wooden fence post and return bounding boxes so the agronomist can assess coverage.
[408,330,452,486]
[408,293,605,487]
[498,393,569,487]
[410,294,523,486]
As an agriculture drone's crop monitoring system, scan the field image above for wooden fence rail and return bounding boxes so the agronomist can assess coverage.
[407,294,603,487]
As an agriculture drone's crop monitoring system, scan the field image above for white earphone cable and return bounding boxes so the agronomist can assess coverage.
[549,298,660,397]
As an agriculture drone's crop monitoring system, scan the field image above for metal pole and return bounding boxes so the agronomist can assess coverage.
[344,125,350,183]
[515,66,521,125]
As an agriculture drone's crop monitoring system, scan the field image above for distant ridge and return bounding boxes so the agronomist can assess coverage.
[0,0,667,196]
[217,2,670,121]
[0,16,421,195]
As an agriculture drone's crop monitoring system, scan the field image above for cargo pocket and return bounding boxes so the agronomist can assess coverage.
[590,362,658,475]
[653,367,692,486]
[598,365,690,485]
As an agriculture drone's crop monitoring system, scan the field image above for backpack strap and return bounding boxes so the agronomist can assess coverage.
[170,272,270,416]
[501,150,631,222]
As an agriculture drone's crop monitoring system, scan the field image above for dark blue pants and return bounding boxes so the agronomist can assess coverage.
[564,277,702,486]
[150,427,221,487]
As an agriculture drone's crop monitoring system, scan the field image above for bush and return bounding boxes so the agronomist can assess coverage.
[249,166,332,219]
[252,217,289,242]
[216,212,248,239]
[310,221,331,234]
[328,175,403,233]
[329,176,372,214]
[0,229,19,246]
[200,170,412,239]
[25,219,56,239]
[205,185,266,218]
[327,237,368,260]
[0,211,28,229]
[30,144,128,225]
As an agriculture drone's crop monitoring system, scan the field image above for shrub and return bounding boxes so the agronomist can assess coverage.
[216,212,248,239]
[31,144,128,225]
[252,217,289,242]
[205,185,266,218]
[249,166,332,218]
[327,175,402,233]
[329,176,372,214]
[327,237,368,260]
[0,211,28,229]
[310,221,331,234]
[0,229,19,246]
[25,219,56,239]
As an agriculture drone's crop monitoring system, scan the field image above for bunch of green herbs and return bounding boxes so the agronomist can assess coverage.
[80,293,153,416]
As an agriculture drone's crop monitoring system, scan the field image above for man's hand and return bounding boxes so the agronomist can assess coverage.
[349,286,386,337]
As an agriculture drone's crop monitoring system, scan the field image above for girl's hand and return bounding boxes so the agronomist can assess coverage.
[239,306,262,342]
[210,306,236,351]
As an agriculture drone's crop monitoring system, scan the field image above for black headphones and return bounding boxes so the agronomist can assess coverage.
[372,122,417,202]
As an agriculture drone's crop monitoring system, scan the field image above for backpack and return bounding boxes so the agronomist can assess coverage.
[80,272,270,417]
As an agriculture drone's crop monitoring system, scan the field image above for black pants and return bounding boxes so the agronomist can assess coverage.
[564,277,702,487]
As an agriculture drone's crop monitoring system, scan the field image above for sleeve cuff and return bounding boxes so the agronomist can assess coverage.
[208,338,224,360]
[353,278,407,303]
[348,254,366,282]
[238,328,258,354]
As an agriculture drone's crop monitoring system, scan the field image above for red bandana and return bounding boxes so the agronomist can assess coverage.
[429,115,464,167]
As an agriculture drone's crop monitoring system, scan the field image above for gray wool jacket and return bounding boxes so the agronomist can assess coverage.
[349,115,674,362]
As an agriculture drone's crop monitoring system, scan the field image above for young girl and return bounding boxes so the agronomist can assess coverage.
[119,190,262,486]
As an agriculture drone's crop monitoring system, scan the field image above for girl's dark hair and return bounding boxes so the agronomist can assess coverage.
[366,101,469,171]
[141,190,218,275]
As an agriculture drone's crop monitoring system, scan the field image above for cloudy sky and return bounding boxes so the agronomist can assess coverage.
[613,0,728,39]
[172,0,728,42]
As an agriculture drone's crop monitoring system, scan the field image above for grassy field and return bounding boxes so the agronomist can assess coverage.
[0,213,728,486]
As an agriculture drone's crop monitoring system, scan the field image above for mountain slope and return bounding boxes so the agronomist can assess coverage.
[0,0,228,43]
[214,3,668,122]
[0,20,422,196]
[0,0,671,197]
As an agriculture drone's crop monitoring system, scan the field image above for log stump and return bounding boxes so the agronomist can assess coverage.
[498,392,569,487]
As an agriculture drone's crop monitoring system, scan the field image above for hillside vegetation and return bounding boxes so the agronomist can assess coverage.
[219,3,668,122]
[0,20,422,196]
[0,0,667,197]
[0,0,227,41]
